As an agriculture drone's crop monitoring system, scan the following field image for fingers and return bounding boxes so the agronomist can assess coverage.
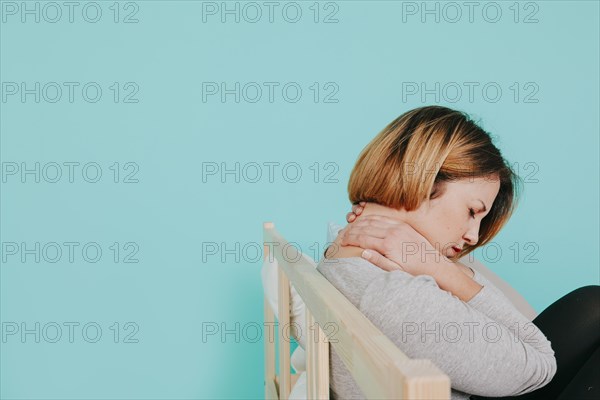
[347,203,365,223]
[346,212,356,223]
[340,226,389,243]
[348,217,404,231]
[361,249,404,272]
[323,243,342,258]
[351,203,365,216]
[340,232,386,254]
[356,214,403,225]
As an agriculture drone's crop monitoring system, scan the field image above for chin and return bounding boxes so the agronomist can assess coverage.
[446,250,460,262]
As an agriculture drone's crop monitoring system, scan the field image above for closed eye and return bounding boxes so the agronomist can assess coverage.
[469,208,476,219]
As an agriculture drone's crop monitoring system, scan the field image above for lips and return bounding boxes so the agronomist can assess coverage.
[452,246,462,253]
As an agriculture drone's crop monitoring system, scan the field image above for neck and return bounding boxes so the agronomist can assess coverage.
[359,202,408,221]
[325,202,409,259]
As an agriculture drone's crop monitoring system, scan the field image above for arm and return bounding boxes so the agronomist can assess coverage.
[461,258,538,321]
[432,261,554,363]
[431,258,483,302]
[360,271,557,398]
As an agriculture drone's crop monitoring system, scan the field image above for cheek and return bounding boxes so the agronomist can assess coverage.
[441,210,466,239]
[436,210,456,231]
[413,207,463,246]
[426,212,456,245]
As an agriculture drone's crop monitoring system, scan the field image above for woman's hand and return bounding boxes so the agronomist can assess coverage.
[338,214,452,276]
[346,201,366,223]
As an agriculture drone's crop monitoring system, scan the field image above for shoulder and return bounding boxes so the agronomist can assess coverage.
[355,271,467,338]
[359,270,444,309]
[317,256,385,283]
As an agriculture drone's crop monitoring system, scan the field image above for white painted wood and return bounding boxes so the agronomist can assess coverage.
[263,222,451,399]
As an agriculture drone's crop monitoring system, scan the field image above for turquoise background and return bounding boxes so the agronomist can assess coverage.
[1,0,598,398]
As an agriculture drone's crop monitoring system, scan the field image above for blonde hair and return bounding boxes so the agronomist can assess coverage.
[348,105,523,259]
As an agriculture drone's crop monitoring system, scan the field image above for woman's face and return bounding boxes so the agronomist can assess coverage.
[404,175,501,259]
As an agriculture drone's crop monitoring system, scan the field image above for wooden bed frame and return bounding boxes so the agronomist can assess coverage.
[263,222,451,400]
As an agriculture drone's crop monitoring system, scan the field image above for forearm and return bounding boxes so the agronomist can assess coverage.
[432,259,484,302]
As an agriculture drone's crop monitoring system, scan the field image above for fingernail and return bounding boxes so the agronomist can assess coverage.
[362,250,371,259]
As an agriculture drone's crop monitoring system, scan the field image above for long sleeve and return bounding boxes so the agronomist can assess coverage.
[469,270,553,357]
[359,270,557,398]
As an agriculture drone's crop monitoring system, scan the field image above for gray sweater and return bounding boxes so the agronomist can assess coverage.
[316,256,557,399]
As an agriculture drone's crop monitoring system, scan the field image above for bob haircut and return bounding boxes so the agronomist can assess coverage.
[347,105,523,260]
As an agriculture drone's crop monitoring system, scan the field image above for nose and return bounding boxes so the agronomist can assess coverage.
[463,224,480,246]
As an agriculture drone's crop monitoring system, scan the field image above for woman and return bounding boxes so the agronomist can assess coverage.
[319,105,599,399]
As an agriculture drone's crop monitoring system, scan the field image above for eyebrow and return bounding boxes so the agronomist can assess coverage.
[478,199,488,212]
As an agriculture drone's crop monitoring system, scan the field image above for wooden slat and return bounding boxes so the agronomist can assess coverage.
[265,378,278,400]
[264,297,277,400]
[277,247,292,399]
[275,374,300,390]
[264,240,278,400]
[264,222,451,399]
[306,308,329,399]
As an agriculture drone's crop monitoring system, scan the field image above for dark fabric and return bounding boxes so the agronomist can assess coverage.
[557,345,600,400]
[471,285,600,400]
